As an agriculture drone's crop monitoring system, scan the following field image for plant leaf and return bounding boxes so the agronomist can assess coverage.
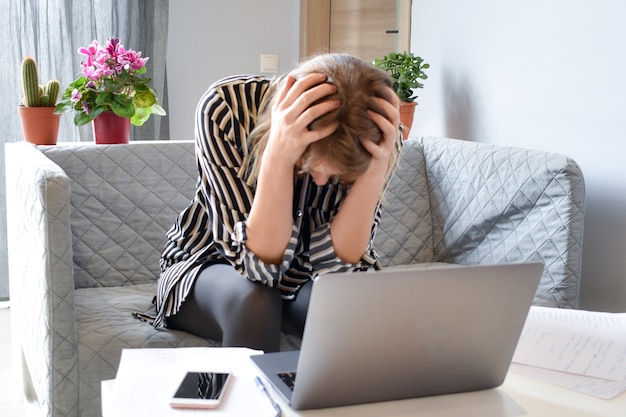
[150,103,167,116]
[110,99,135,118]
[133,91,156,108]
[95,92,114,105]
[130,107,150,126]
[74,111,92,126]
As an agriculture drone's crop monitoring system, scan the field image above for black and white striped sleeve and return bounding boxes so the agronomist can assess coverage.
[194,77,297,286]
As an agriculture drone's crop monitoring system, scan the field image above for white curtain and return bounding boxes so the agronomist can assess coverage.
[0,0,170,299]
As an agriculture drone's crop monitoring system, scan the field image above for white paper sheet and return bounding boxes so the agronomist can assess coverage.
[511,306,626,398]
[510,363,626,400]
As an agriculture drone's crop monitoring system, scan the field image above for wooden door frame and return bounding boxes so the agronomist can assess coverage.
[299,0,412,60]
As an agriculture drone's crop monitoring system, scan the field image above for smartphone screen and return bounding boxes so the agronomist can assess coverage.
[170,371,233,409]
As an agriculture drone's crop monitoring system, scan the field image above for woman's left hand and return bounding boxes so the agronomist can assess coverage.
[328,87,400,264]
[360,88,400,168]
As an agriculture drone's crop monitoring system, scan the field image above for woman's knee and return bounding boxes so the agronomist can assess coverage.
[168,264,283,350]
[198,264,282,351]
[194,264,282,323]
[227,278,282,323]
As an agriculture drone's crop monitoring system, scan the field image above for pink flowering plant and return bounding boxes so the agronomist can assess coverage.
[55,37,165,126]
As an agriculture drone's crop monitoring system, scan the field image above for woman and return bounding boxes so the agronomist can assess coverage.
[155,53,402,352]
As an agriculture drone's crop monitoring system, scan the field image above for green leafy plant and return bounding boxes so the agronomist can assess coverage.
[372,52,430,102]
[55,37,166,126]
[21,56,61,107]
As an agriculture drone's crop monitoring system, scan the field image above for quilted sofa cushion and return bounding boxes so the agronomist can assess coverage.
[41,142,197,289]
[74,283,217,415]
[375,139,434,266]
[420,137,585,308]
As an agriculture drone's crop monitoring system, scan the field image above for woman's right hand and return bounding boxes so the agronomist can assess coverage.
[263,73,340,169]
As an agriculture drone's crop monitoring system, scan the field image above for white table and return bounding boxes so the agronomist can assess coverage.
[101,347,626,417]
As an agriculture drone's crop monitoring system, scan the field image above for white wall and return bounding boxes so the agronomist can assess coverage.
[168,1,626,312]
[411,0,626,312]
[167,0,300,141]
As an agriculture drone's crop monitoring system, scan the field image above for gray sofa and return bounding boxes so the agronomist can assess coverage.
[5,137,585,417]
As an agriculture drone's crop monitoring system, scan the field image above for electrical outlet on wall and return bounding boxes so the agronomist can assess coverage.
[260,54,279,74]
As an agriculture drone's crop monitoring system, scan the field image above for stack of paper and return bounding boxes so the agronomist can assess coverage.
[511,305,626,399]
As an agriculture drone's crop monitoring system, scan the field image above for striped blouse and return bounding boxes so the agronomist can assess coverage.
[155,75,391,328]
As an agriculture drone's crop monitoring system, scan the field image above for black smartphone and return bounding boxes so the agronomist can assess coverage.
[169,371,233,409]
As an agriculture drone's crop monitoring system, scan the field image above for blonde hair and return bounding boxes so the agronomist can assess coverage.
[248,53,399,185]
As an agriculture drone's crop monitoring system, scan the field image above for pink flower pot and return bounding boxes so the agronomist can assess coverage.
[93,112,130,144]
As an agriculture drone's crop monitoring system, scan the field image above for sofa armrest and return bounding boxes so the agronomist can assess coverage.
[5,142,79,416]
[420,137,585,309]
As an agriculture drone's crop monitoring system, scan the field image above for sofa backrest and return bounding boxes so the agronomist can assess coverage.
[42,141,197,288]
[376,136,585,308]
[420,136,585,308]
[39,137,585,308]
[42,140,432,288]
[374,139,435,266]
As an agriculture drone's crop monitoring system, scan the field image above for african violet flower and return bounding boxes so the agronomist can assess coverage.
[55,37,165,126]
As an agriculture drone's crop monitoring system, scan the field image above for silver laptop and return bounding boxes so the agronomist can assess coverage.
[250,262,543,410]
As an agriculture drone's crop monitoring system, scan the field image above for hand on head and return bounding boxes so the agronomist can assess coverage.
[263,62,400,185]
[360,89,400,167]
[266,73,340,168]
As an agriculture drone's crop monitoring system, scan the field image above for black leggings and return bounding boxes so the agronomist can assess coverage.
[166,263,312,353]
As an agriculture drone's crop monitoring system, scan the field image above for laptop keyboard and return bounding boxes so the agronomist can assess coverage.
[277,371,297,390]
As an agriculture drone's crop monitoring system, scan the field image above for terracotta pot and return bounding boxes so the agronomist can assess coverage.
[399,101,418,140]
[93,112,130,144]
[18,106,61,145]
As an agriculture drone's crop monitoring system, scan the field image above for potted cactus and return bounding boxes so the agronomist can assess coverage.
[17,56,62,145]
[373,52,429,139]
